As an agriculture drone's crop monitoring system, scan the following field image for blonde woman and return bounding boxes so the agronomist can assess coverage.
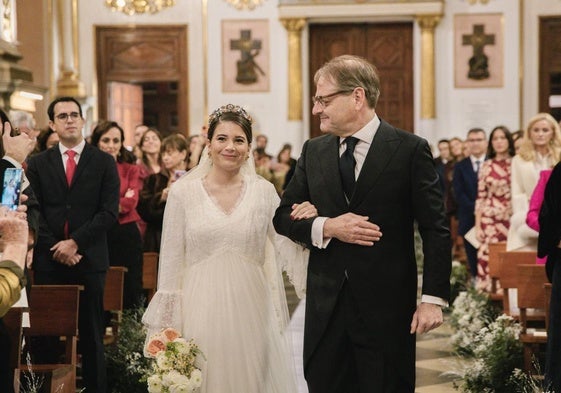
[507,113,561,252]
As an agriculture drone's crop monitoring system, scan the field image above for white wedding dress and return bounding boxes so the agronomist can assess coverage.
[143,153,308,393]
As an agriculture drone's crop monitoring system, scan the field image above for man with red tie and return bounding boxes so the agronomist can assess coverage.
[26,97,119,393]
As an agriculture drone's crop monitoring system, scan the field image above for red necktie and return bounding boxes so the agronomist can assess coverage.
[64,150,76,238]
[65,150,77,185]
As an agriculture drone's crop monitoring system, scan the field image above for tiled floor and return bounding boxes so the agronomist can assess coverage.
[287,300,464,393]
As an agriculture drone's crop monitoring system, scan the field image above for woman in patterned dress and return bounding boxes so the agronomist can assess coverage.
[474,126,515,290]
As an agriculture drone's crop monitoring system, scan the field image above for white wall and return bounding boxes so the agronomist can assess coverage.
[74,1,561,155]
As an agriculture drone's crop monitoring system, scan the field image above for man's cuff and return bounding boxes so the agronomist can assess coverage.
[421,294,448,308]
[311,217,331,249]
[2,156,21,168]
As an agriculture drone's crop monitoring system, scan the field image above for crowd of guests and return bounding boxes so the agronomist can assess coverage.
[2,95,561,392]
[434,114,561,290]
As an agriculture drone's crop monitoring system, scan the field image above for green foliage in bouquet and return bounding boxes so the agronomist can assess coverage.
[105,306,152,393]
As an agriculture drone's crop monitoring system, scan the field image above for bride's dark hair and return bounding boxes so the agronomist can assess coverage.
[207,104,252,143]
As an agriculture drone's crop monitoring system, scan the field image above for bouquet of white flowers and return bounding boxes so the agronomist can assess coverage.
[145,328,203,393]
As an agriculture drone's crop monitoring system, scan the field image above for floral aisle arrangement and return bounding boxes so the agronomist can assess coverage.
[449,260,469,304]
[105,306,152,393]
[145,327,203,393]
[453,315,541,393]
[449,288,499,355]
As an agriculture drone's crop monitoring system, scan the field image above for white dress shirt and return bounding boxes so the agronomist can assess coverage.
[59,139,86,170]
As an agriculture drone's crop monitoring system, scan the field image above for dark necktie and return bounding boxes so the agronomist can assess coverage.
[475,160,481,174]
[65,150,77,185]
[340,137,359,200]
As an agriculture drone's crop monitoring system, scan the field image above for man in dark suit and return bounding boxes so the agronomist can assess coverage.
[273,55,451,393]
[26,97,119,393]
[452,128,487,278]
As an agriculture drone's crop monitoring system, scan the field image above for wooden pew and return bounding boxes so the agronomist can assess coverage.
[104,266,127,344]
[3,307,25,392]
[142,252,159,303]
[517,264,548,373]
[17,285,81,393]
[487,241,506,302]
[497,250,542,317]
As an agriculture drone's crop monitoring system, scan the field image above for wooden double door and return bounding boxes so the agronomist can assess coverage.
[309,23,413,139]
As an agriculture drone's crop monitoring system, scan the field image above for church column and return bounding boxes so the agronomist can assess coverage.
[281,18,306,121]
[53,0,85,97]
[416,15,440,119]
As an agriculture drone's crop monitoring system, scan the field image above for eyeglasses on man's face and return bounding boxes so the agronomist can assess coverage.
[312,89,354,108]
[54,112,81,122]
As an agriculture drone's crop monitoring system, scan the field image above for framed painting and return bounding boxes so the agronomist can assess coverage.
[222,19,269,92]
[454,13,503,88]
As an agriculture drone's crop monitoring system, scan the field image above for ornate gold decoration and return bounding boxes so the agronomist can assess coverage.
[468,0,489,4]
[224,0,265,10]
[105,0,175,15]
[416,15,441,119]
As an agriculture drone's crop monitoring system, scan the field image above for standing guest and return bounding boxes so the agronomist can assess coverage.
[474,126,515,290]
[453,128,487,279]
[132,124,148,159]
[35,127,60,153]
[0,112,37,393]
[143,104,309,392]
[187,132,205,169]
[434,139,451,194]
[91,121,144,309]
[274,55,450,393]
[138,134,188,253]
[537,160,561,393]
[137,127,163,181]
[526,169,553,265]
[511,130,524,154]
[26,97,120,393]
[255,133,268,150]
[271,143,296,195]
[443,136,464,250]
[507,113,561,252]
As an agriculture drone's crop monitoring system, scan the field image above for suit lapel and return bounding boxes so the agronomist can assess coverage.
[72,143,94,186]
[350,120,401,208]
[47,148,69,189]
[317,135,348,210]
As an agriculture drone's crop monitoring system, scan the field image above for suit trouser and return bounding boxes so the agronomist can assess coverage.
[545,251,561,392]
[34,270,107,393]
[305,280,415,393]
[463,238,478,277]
[0,319,15,393]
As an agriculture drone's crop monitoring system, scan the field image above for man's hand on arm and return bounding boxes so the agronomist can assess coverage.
[410,302,443,335]
[323,212,382,246]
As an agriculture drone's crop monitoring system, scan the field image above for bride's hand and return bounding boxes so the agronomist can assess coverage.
[290,201,318,221]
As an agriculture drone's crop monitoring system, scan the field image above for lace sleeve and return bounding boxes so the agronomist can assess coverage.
[265,183,309,299]
[142,184,186,338]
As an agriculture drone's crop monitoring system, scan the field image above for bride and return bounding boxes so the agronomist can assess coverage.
[142,104,311,393]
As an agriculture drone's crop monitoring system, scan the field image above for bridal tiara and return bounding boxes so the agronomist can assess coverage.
[208,104,252,124]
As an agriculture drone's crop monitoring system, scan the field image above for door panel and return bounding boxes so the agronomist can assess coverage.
[309,23,413,138]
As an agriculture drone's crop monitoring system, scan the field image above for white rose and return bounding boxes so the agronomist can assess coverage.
[156,352,173,371]
[147,374,163,393]
[169,383,190,393]
[163,370,189,387]
[173,338,191,354]
[190,369,202,387]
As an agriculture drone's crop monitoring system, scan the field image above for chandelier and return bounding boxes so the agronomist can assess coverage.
[105,0,175,15]
[224,0,265,10]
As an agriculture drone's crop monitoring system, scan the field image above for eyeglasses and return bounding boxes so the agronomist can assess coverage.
[467,138,486,143]
[312,89,354,108]
[54,112,81,122]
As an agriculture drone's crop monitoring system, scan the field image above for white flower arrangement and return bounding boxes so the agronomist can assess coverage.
[145,328,203,393]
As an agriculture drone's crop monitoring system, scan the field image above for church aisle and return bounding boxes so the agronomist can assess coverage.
[287,300,463,393]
